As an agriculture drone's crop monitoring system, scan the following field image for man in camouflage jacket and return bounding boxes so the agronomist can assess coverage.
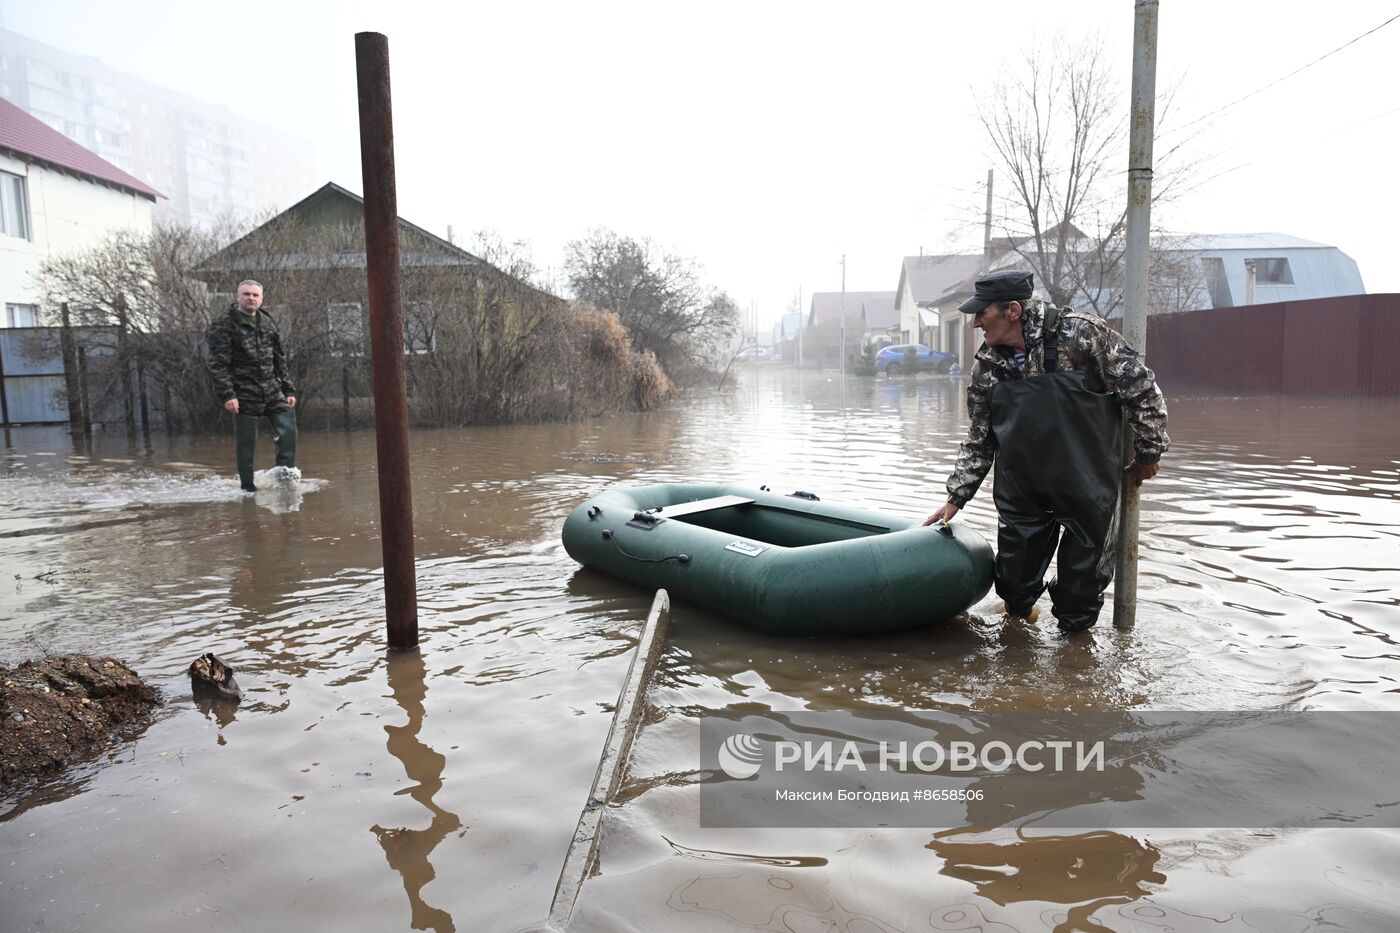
[924,270,1168,633]
[207,279,298,492]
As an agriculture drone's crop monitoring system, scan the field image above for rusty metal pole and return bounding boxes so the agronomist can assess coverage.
[355,32,419,651]
[1113,0,1158,629]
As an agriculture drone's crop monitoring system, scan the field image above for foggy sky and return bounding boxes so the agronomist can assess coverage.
[4,0,1396,328]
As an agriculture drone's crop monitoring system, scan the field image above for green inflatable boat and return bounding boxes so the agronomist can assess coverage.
[562,483,993,635]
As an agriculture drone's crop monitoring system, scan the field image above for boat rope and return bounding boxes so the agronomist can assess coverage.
[610,539,691,565]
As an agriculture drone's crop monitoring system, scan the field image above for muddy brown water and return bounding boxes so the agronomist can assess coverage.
[1,369,1398,932]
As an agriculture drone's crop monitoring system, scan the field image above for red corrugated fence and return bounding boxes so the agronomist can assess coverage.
[1143,294,1399,396]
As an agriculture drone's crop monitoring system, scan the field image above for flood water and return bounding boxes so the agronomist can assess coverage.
[2,368,1398,932]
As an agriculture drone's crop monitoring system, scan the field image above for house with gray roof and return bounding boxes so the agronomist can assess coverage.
[804,290,897,367]
[894,254,985,348]
[914,231,1366,371]
[197,181,561,356]
[1174,233,1364,311]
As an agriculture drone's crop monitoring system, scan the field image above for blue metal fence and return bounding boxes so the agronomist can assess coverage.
[0,326,141,427]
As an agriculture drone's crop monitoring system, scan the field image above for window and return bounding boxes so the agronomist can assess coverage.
[1202,257,1232,308]
[328,303,364,356]
[6,304,40,328]
[1251,257,1293,285]
[404,303,435,355]
[1,170,31,239]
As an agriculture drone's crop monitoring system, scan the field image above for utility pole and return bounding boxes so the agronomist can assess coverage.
[356,32,420,652]
[1113,0,1158,629]
[839,255,846,376]
[983,169,994,258]
[797,285,803,367]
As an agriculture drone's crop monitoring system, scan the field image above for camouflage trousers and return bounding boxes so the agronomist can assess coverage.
[233,409,297,492]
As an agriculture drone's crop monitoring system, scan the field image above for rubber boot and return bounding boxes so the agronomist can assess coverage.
[268,408,298,469]
[234,414,258,491]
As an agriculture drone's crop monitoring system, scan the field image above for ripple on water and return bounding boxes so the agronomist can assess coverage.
[3,377,1400,931]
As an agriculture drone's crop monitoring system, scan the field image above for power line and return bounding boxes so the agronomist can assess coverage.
[1349,102,1400,127]
[1167,11,1400,137]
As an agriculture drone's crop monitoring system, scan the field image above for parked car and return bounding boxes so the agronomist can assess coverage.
[875,343,957,375]
[736,346,772,360]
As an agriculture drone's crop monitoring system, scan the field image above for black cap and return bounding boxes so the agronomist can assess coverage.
[958,270,1034,314]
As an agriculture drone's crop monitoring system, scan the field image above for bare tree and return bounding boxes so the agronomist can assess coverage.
[977,35,1206,318]
[37,224,232,431]
[564,228,739,385]
[36,218,671,432]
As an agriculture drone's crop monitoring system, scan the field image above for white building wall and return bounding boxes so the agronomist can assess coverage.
[898,277,918,345]
[0,151,154,323]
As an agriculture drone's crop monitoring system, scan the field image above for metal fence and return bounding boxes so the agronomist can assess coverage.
[0,326,141,427]
[0,328,68,424]
[1145,293,1400,397]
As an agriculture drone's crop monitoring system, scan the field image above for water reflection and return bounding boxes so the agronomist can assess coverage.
[372,648,462,933]
[3,376,1400,931]
[927,830,1165,905]
[191,682,239,731]
[666,870,903,932]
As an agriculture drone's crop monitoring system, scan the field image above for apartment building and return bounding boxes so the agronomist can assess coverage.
[0,28,313,230]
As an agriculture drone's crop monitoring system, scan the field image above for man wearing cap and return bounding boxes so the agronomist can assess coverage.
[923,270,1168,633]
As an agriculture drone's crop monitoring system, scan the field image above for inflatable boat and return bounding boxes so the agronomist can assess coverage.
[561,483,993,635]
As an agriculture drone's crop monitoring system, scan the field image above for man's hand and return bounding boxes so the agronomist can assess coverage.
[287,396,297,409]
[223,398,239,414]
[922,501,960,526]
[1125,460,1160,487]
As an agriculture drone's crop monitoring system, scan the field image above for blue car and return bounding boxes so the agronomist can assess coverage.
[875,343,958,375]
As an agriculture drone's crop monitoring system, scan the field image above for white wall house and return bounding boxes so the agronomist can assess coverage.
[1,97,161,326]
[893,254,984,349]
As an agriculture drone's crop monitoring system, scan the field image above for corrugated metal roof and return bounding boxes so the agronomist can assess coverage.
[1174,232,1333,251]
[898,254,985,306]
[1201,247,1365,306]
[0,97,163,200]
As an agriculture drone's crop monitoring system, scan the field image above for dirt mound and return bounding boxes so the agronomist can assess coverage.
[1,655,162,794]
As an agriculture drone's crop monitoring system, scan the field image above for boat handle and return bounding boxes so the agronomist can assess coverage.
[787,490,820,501]
[607,536,691,565]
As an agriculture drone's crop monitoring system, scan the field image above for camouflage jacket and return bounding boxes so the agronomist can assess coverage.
[206,305,296,409]
[945,298,1169,508]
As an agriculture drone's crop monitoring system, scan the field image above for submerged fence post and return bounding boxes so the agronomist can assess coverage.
[1114,0,1158,629]
[355,32,419,651]
[59,302,86,434]
[0,332,10,427]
